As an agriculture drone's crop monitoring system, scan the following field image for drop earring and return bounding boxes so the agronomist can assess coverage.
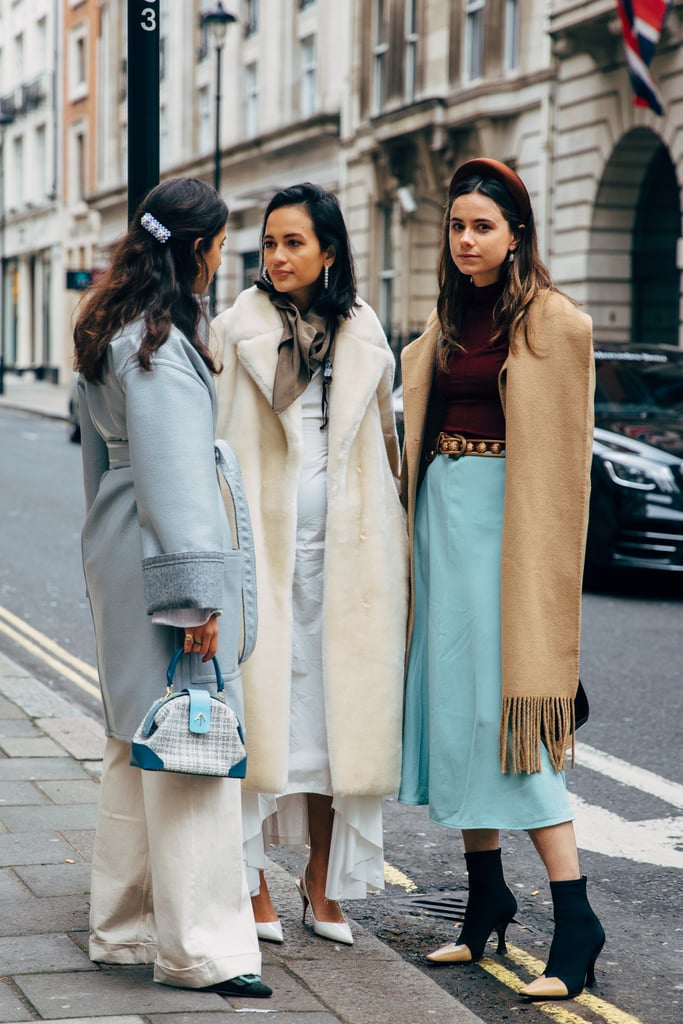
[324,265,329,290]
[508,250,516,264]
[262,266,271,284]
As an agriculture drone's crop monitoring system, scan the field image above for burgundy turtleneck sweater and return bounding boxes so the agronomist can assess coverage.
[434,279,508,439]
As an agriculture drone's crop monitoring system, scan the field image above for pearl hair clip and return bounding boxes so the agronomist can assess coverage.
[141,212,171,244]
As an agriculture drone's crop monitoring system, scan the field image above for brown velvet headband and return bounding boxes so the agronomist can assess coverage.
[449,158,532,223]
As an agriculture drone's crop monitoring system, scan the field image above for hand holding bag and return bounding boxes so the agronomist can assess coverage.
[130,646,247,777]
[130,439,256,777]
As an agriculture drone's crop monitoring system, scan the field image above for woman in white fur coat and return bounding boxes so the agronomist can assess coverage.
[213,183,408,946]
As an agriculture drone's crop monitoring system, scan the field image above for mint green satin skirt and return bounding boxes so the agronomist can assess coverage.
[398,455,573,830]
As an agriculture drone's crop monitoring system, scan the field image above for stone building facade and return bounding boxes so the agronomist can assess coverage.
[1,0,682,382]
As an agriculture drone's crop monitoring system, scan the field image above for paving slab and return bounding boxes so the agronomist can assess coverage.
[0,893,88,936]
[0,934,95,974]
[14,969,230,1018]
[60,830,95,862]
[0,832,78,867]
[15,863,91,897]
[0,758,91,782]
[36,780,101,805]
[33,1019,145,1024]
[0,804,97,832]
[151,1015,338,1024]
[0,697,28,720]
[0,737,69,759]
[0,780,48,805]
[0,669,77,719]
[37,719,106,762]
[0,721,42,738]
[0,979,32,1022]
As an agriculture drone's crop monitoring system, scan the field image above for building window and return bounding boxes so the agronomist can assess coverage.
[242,251,260,289]
[13,135,24,207]
[36,17,48,70]
[68,126,87,202]
[35,123,47,200]
[199,0,213,60]
[69,25,88,100]
[244,0,259,37]
[464,0,485,81]
[14,33,24,82]
[372,0,389,115]
[198,86,211,153]
[244,63,259,137]
[404,0,418,103]
[504,0,518,71]
[300,35,317,118]
[378,202,395,331]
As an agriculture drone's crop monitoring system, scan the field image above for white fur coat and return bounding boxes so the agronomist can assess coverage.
[213,287,408,796]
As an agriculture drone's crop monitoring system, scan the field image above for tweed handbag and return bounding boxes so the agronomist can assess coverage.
[130,440,256,777]
[130,646,247,777]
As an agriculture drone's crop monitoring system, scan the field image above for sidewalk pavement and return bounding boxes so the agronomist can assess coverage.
[0,380,485,1024]
[0,373,72,422]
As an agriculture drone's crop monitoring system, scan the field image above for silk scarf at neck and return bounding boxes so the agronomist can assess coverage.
[270,293,334,414]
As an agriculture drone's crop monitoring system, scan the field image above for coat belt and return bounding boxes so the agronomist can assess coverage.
[106,440,130,468]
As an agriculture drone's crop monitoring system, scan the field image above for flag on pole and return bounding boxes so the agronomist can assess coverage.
[615,0,671,115]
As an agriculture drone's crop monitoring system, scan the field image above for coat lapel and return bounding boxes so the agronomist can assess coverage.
[327,320,394,458]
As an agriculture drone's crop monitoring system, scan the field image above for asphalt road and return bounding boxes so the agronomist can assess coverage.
[0,407,681,1024]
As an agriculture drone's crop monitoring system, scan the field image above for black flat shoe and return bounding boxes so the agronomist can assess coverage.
[201,974,272,998]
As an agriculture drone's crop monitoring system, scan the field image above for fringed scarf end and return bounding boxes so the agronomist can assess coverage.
[499,695,575,774]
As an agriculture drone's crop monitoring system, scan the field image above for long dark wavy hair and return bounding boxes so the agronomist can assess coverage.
[74,177,228,382]
[436,174,556,369]
[257,182,358,320]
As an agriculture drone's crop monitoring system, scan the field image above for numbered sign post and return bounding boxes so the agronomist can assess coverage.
[127,0,160,222]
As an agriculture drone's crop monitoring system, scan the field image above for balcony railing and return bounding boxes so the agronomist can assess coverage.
[0,72,52,120]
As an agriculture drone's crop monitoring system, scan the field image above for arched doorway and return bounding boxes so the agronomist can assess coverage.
[632,146,680,345]
[588,128,681,345]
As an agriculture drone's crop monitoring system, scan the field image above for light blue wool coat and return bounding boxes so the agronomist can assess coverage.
[79,320,246,741]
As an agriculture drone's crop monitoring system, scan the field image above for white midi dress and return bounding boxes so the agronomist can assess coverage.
[242,370,386,901]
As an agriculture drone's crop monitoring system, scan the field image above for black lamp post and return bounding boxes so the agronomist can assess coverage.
[201,2,237,314]
[0,108,15,396]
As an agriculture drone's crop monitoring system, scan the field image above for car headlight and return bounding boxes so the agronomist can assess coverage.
[602,454,679,493]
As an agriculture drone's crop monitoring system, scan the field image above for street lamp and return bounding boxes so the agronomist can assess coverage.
[201,2,237,314]
[0,108,15,396]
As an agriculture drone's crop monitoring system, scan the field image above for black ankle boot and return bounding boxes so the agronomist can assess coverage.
[426,848,517,964]
[520,875,605,1000]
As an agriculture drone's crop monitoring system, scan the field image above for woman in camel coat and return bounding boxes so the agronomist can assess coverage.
[213,183,408,946]
[398,159,604,1002]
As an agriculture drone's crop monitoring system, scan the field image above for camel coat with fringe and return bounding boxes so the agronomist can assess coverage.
[400,290,594,774]
[213,287,408,796]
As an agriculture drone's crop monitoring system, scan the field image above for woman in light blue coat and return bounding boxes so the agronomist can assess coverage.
[74,178,270,999]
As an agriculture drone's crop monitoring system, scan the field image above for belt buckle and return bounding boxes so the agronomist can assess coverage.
[441,432,467,459]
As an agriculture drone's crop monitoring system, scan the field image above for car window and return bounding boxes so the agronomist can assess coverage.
[595,351,683,415]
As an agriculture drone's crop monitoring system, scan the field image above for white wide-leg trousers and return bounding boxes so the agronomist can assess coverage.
[89,738,260,988]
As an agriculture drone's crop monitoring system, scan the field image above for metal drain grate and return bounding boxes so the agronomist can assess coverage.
[396,891,468,922]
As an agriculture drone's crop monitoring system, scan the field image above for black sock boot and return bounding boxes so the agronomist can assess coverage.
[427,848,517,963]
[520,875,605,1000]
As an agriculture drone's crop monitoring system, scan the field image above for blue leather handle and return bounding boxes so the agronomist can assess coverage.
[166,646,224,693]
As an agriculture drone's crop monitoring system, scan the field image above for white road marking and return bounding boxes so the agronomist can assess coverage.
[576,743,683,810]
[571,743,683,868]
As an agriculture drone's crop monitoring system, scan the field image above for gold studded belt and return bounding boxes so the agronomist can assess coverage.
[431,432,506,460]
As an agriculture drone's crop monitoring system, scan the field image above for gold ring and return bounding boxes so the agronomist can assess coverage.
[185,633,193,642]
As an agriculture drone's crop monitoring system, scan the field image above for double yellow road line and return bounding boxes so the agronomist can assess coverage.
[382,870,641,1024]
[0,604,101,700]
